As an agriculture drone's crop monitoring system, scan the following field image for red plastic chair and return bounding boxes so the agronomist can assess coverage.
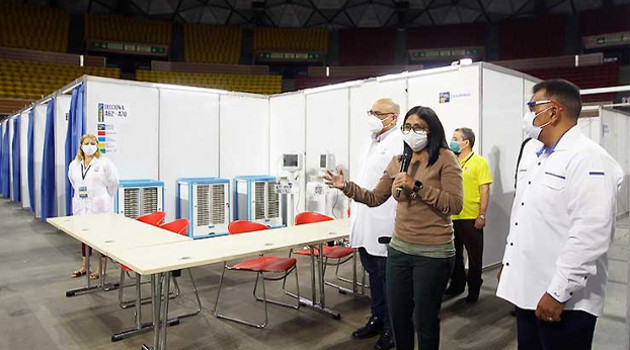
[293,212,354,258]
[227,220,269,234]
[136,211,166,226]
[160,218,189,236]
[213,220,300,328]
[290,212,355,293]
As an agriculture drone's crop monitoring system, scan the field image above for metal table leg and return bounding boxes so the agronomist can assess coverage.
[285,244,341,320]
[66,251,119,297]
[111,273,178,342]
[141,272,176,350]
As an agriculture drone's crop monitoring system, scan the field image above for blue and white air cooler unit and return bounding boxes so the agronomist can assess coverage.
[233,175,283,228]
[176,177,230,239]
[114,179,164,219]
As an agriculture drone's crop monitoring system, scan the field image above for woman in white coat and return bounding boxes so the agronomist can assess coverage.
[68,134,119,279]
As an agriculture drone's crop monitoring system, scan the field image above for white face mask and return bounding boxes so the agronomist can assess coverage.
[82,144,97,156]
[367,114,394,134]
[402,130,428,152]
[522,106,553,140]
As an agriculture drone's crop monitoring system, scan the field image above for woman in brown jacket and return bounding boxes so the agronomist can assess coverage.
[324,106,463,350]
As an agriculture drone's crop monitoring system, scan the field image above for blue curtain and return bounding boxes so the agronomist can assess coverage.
[65,85,85,216]
[41,99,56,220]
[1,121,10,198]
[27,109,35,213]
[11,117,20,203]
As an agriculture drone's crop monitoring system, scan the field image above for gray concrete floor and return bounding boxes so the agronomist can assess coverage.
[0,200,627,350]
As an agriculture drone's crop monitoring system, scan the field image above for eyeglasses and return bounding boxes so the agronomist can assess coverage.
[527,100,563,111]
[367,110,394,119]
[401,124,429,134]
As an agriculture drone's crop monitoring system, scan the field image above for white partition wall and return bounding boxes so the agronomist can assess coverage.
[600,106,630,216]
[33,104,47,218]
[219,94,270,180]
[84,77,160,181]
[54,95,71,217]
[19,111,30,209]
[269,92,307,212]
[158,86,221,221]
[578,116,602,142]
[305,87,350,218]
[407,65,481,151]
[481,66,539,268]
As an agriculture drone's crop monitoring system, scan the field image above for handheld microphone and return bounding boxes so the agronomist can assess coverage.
[396,147,413,198]
[378,236,392,244]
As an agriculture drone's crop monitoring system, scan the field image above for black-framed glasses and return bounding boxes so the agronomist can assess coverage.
[401,124,429,134]
[367,110,394,119]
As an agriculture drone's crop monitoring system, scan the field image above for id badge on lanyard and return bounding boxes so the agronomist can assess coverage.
[79,186,88,198]
[79,163,92,199]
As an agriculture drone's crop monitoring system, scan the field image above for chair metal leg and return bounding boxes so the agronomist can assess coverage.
[119,270,179,310]
[215,269,269,329]
[322,254,368,296]
[254,267,301,310]
[173,269,202,320]
[334,251,369,289]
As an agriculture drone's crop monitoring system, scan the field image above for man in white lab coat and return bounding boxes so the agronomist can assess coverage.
[350,98,402,350]
[497,79,624,350]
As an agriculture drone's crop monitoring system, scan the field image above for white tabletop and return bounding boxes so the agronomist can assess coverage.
[48,214,350,276]
[105,219,350,275]
[47,214,191,256]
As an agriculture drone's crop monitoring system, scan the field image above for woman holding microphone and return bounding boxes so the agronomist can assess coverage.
[324,106,462,350]
[69,134,119,280]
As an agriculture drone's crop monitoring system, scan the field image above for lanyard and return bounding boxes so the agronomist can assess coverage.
[81,163,92,180]
[461,152,475,169]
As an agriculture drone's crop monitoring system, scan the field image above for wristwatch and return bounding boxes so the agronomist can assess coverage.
[412,180,423,194]
[479,214,486,219]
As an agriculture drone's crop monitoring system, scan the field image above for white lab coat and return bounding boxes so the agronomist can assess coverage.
[349,127,402,257]
[68,156,119,216]
[496,126,624,317]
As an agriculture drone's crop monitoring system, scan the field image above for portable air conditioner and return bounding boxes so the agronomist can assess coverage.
[233,175,283,227]
[114,179,164,219]
[176,177,230,239]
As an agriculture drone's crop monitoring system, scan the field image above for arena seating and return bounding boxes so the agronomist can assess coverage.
[136,70,282,95]
[339,28,395,66]
[253,28,328,53]
[580,5,630,36]
[525,62,620,103]
[184,24,242,64]
[407,23,485,50]
[0,58,120,100]
[498,16,565,60]
[84,14,171,45]
[0,2,69,53]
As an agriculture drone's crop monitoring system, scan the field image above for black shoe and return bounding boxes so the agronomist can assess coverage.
[374,329,395,350]
[444,285,465,297]
[352,315,383,339]
[465,291,479,304]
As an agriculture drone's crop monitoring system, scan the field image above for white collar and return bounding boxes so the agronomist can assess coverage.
[373,126,397,142]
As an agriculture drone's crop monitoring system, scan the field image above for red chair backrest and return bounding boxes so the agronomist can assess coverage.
[228,220,269,235]
[137,211,166,226]
[161,219,189,236]
[295,212,334,225]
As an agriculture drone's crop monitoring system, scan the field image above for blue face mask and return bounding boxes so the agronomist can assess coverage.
[449,141,461,154]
